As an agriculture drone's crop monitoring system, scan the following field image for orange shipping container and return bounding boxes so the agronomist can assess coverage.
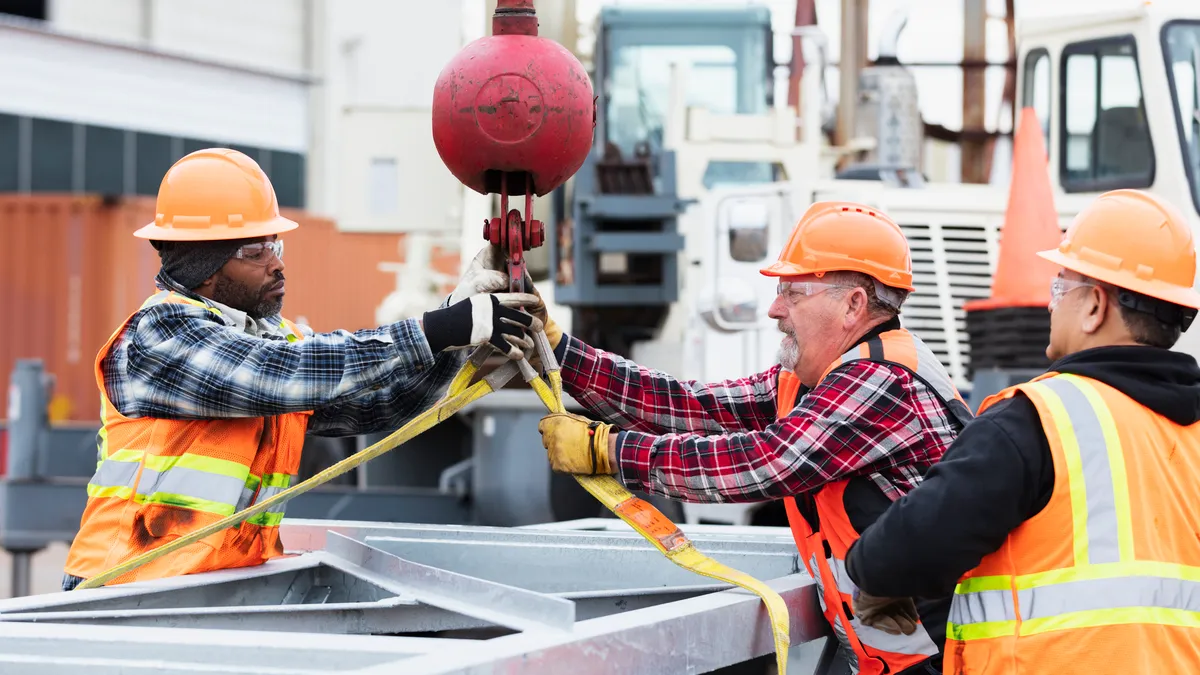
[0,195,460,422]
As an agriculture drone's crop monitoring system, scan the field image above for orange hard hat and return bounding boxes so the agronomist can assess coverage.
[760,201,914,291]
[1037,189,1200,309]
[134,148,299,242]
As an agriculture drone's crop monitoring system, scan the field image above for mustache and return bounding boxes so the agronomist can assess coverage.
[263,271,285,291]
[777,319,795,336]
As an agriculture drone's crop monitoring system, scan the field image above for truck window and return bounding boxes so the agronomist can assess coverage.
[607,44,740,157]
[1021,48,1051,150]
[1163,21,1200,215]
[1060,36,1154,191]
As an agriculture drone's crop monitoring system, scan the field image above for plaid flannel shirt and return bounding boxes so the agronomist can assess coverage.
[101,291,466,437]
[555,334,960,503]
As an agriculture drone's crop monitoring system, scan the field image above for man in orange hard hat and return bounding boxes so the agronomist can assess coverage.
[62,148,538,589]
[527,202,973,674]
[846,189,1200,673]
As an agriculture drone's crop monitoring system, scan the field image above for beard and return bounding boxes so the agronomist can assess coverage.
[212,271,285,319]
[777,319,799,371]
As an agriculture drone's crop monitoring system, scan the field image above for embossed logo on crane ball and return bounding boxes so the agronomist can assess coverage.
[474,74,546,144]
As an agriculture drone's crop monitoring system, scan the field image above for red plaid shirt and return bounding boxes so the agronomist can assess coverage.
[557,335,960,503]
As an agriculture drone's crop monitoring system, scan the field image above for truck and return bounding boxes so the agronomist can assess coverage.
[543,0,1200,526]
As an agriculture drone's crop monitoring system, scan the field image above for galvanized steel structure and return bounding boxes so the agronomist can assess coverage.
[0,519,845,674]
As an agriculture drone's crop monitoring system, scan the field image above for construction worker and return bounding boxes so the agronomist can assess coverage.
[530,202,974,674]
[62,148,537,590]
[844,189,1200,673]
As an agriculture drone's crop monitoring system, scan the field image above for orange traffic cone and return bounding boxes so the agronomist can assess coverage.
[963,107,1062,386]
[964,107,1061,311]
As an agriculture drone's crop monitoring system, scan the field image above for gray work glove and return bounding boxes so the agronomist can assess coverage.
[449,244,509,306]
[852,590,920,636]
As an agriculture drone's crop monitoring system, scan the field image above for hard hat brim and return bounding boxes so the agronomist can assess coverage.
[133,216,300,242]
[759,260,807,278]
[759,259,916,292]
[1037,248,1200,310]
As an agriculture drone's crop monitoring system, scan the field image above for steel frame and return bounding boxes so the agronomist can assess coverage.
[0,519,835,674]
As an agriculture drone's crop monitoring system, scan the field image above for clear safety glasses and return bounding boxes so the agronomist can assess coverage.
[234,240,284,266]
[776,280,848,305]
[1048,276,1095,311]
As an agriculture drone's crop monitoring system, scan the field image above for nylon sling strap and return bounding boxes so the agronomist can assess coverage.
[74,330,793,673]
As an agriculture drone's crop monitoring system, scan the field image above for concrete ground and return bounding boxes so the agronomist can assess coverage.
[0,543,70,599]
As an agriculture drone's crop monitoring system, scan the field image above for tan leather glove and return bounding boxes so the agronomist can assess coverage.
[537,412,615,474]
[852,590,920,636]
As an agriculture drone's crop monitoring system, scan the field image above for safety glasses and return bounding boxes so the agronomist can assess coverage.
[234,240,284,266]
[776,280,848,305]
[1048,276,1095,311]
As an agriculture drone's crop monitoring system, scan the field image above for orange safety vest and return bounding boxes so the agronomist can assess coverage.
[64,291,312,585]
[945,372,1200,674]
[779,328,973,674]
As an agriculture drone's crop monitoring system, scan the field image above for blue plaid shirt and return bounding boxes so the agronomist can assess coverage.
[100,292,466,437]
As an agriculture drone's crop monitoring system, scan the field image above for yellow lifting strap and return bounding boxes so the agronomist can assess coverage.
[74,330,792,672]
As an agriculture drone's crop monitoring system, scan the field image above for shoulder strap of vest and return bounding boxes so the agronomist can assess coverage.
[821,328,975,428]
[141,290,224,317]
[279,318,305,343]
[777,369,803,418]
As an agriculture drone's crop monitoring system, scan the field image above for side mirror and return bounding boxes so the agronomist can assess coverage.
[699,278,760,332]
[727,201,771,263]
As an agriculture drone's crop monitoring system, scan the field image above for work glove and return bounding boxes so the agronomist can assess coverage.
[537,412,616,474]
[448,245,509,306]
[422,294,542,360]
[852,590,920,636]
[517,273,563,350]
[447,246,549,344]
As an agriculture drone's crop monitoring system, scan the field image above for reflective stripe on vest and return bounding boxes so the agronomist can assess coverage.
[244,473,293,527]
[949,373,1199,641]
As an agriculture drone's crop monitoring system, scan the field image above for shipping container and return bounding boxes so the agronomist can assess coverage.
[1,195,460,422]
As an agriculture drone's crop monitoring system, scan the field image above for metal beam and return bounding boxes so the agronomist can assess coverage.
[322,532,576,632]
[0,620,468,673]
[366,575,827,675]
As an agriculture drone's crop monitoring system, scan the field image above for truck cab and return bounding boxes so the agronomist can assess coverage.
[661,1,1200,526]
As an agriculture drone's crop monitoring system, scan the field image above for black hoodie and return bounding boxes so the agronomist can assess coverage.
[845,345,1200,599]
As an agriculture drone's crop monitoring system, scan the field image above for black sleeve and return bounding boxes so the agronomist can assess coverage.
[845,396,1054,599]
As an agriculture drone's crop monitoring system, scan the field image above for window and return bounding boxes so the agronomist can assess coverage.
[1163,21,1200,216]
[0,113,18,192]
[29,118,73,192]
[606,44,740,158]
[0,113,306,205]
[269,151,305,209]
[369,157,399,215]
[1060,36,1154,191]
[85,125,126,195]
[1021,48,1051,150]
[135,132,176,196]
[0,0,46,21]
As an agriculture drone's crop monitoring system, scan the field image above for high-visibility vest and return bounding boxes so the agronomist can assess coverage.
[780,328,973,674]
[64,291,312,585]
[946,372,1200,673]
